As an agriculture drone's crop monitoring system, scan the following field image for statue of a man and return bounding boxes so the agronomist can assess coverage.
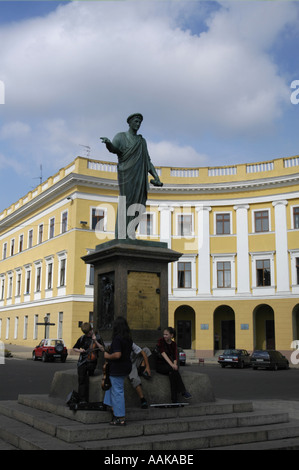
[100,113,163,238]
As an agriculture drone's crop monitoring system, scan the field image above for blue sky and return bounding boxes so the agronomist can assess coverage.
[0,1,299,212]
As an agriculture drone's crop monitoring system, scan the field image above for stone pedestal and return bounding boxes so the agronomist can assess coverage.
[49,369,215,406]
[82,239,181,345]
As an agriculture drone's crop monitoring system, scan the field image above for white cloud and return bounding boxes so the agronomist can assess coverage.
[0,0,297,182]
[148,141,208,168]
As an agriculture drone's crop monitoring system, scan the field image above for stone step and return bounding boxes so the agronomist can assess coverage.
[0,437,18,450]
[0,396,296,450]
[206,435,299,450]
[55,411,289,444]
[78,420,299,451]
[0,414,81,450]
[17,394,253,424]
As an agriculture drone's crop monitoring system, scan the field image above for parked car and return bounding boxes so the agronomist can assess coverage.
[218,349,251,368]
[178,347,186,366]
[32,339,68,363]
[251,350,289,370]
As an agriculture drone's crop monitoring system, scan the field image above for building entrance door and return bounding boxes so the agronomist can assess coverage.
[177,320,191,349]
[265,319,275,349]
[221,320,235,349]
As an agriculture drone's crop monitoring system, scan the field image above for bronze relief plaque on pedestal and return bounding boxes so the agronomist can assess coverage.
[127,271,160,330]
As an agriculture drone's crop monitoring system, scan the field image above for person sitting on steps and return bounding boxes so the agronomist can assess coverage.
[129,343,152,409]
[156,327,192,403]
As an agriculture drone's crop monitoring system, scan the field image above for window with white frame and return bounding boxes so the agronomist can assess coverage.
[33,315,38,340]
[3,242,7,260]
[0,276,5,300]
[7,272,13,298]
[291,206,299,229]
[173,255,197,293]
[19,234,23,253]
[61,211,68,233]
[58,312,63,339]
[5,318,10,339]
[60,259,66,286]
[38,224,43,244]
[256,259,271,286]
[215,213,231,235]
[177,214,193,237]
[178,261,192,288]
[46,259,53,290]
[35,263,42,292]
[28,229,33,249]
[217,261,231,288]
[212,254,236,294]
[253,210,270,232]
[24,266,32,294]
[15,270,21,297]
[49,217,55,239]
[23,316,28,340]
[289,250,299,292]
[91,207,105,231]
[14,317,18,339]
[138,212,154,236]
[10,239,15,256]
[57,252,67,288]
[250,252,275,292]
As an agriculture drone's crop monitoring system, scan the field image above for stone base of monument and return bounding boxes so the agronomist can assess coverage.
[49,368,215,406]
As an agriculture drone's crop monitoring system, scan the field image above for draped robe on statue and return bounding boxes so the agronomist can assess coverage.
[111,131,152,238]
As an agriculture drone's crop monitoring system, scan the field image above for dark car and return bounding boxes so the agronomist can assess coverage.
[32,339,68,363]
[218,349,251,368]
[251,350,289,370]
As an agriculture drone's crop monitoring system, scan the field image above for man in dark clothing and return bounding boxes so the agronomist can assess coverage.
[72,322,105,403]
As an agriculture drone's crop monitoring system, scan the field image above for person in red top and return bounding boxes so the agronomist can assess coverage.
[156,327,191,403]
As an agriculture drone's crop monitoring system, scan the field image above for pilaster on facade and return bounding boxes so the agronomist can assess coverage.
[158,204,173,248]
[196,205,211,296]
[234,204,250,294]
[159,205,174,295]
[272,200,290,293]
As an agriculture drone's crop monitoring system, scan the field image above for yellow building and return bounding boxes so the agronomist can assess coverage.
[0,155,298,359]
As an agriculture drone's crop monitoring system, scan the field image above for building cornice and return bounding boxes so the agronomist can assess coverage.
[0,167,299,230]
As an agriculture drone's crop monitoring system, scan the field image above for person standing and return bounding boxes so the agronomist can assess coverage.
[156,327,191,403]
[72,322,105,403]
[103,316,133,425]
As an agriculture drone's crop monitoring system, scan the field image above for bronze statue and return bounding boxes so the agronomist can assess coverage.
[100,113,163,238]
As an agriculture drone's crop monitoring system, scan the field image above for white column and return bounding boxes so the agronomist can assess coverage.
[273,200,290,293]
[234,204,250,294]
[159,205,174,294]
[196,205,211,295]
[159,204,173,248]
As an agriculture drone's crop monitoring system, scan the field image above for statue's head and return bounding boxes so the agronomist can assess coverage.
[127,113,143,124]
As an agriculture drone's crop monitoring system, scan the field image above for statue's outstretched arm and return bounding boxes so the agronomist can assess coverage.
[100,137,118,155]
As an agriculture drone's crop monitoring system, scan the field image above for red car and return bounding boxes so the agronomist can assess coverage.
[32,339,68,362]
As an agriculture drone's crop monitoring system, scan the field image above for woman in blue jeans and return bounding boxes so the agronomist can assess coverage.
[103,316,133,425]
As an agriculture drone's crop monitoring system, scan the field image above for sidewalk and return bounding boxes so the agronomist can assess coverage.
[4,343,79,362]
